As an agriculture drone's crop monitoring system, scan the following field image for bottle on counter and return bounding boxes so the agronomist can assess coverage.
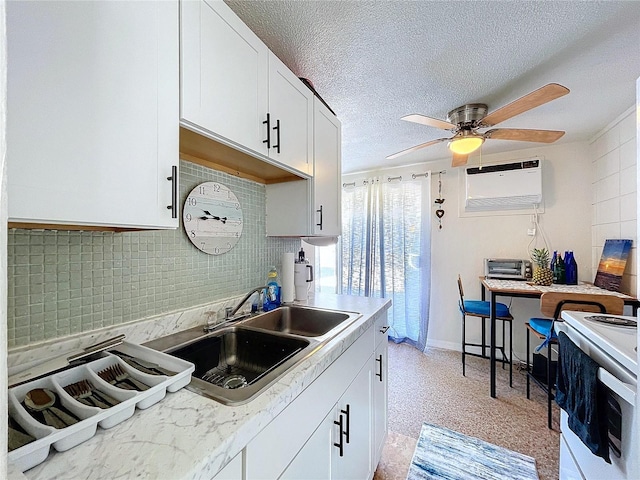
[264,266,281,311]
[565,251,578,285]
[550,251,557,275]
[553,253,566,284]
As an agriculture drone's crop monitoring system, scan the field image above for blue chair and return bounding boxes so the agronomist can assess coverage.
[525,292,624,429]
[458,275,514,386]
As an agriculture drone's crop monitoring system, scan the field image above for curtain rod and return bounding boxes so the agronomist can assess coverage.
[344,170,444,188]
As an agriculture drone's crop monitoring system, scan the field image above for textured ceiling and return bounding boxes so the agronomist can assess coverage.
[225,1,640,173]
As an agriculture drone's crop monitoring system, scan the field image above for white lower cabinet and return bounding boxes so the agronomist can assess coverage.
[244,318,386,480]
[211,452,243,480]
[373,337,388,465]
[279,408,334,480]
[331,361,373,479]
[279,361,373,480]
[373,313,389,466]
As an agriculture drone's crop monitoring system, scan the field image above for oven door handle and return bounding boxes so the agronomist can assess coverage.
[598,368,636,406]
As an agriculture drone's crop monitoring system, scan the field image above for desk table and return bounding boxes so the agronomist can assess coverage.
[479,277,638,398]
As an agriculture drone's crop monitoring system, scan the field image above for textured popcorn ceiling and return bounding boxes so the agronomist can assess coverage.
[226,1,640,173]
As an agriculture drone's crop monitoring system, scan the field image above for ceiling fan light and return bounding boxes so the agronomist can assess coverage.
[448,136,484,155]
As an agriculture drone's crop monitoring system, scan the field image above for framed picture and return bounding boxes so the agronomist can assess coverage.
[594,239,632,292]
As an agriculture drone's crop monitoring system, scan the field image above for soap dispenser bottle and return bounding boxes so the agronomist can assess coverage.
[264,266,281,311]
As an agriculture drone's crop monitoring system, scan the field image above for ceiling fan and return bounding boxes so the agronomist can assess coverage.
[387,83,570,167]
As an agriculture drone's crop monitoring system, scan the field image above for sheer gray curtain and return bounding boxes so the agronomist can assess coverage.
[341,173,431,351]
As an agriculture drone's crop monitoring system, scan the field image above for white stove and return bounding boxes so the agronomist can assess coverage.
[557,311,638,480]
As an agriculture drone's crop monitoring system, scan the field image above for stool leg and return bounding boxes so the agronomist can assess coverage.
[509,319,513,388]
[462,314,466,376]
[526,327,530,399]
[481,317,486,358]
[547,341,553,429]
[501,320,506,370]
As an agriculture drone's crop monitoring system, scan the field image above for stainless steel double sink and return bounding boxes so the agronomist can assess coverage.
[146,306,361,405]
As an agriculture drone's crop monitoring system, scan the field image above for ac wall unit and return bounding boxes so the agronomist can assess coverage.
[465,159,542,211]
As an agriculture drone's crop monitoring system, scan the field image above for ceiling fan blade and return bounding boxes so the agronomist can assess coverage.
[401,114,457,131]
[485,128,565,143]
[386,138,449,160]
[480,83,570,127]
[451,153,469,167]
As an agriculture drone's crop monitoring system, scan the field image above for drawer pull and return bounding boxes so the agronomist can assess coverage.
[166,165,178,219]
[273,119,281,153]
[341,404,350,444]
[333,414,344,457]
[316,205,323,230]
[379,325,390,334]
[375,354,383,382]
[263,113,271,149]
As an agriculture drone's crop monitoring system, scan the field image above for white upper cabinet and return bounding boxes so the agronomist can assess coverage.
[265,98,342,237]
[180,0,269,157]
[180,0,312,177]
[312,98,342,236]
[267,52,314,176]
[7,1,179,229]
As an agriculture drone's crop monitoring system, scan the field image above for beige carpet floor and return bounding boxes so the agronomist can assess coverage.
[374,342,559,480]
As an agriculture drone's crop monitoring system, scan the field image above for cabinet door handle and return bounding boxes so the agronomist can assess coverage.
[333,414,344,457]
[376,354,383,382]
[166,165,178,219]
[263,113,271,149]
[316,205,323,230]
[341,404,350,444]
[379,326,390,334]
[272,119,281,153]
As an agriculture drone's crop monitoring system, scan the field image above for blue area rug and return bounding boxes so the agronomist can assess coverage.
[407,423,539,480]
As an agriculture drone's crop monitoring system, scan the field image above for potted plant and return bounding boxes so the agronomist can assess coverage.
[531,248,553,286]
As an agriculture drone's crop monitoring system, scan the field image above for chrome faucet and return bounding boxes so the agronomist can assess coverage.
[203,286,269,333]
[227,285,268,318]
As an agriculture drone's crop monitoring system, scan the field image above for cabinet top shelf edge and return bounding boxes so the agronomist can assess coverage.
[179,126,306,185]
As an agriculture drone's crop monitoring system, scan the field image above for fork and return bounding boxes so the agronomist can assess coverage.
[63,381,95,407]
[98,364,149,391]
[64,379,118,409]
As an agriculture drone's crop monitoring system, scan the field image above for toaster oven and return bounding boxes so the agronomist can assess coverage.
[484,258,532,280]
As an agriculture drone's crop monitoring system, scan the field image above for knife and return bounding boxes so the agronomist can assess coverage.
[9,334,126,387]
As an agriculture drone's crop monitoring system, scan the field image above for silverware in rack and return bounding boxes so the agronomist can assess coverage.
[110,351,177,376]
[63,379,120,409]
[98,364,149,391]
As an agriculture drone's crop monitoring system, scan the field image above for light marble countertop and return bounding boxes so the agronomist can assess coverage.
[10,293,391,480]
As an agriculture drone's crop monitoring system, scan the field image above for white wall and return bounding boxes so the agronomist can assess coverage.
[590,107,637,296]
[426,141,593,363]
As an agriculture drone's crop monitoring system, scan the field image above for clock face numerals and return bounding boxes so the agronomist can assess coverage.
[183,182,243,255]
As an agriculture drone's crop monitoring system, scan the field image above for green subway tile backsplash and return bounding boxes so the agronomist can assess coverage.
[7,160,300,347]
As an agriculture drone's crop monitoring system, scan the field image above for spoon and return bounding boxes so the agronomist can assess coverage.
[24,388,79,429]
[8,416,35,451]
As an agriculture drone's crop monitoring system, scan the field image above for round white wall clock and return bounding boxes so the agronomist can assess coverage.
[183,182,243,255]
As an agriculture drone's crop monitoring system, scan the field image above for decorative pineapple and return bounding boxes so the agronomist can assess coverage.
[531,248,553,286]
